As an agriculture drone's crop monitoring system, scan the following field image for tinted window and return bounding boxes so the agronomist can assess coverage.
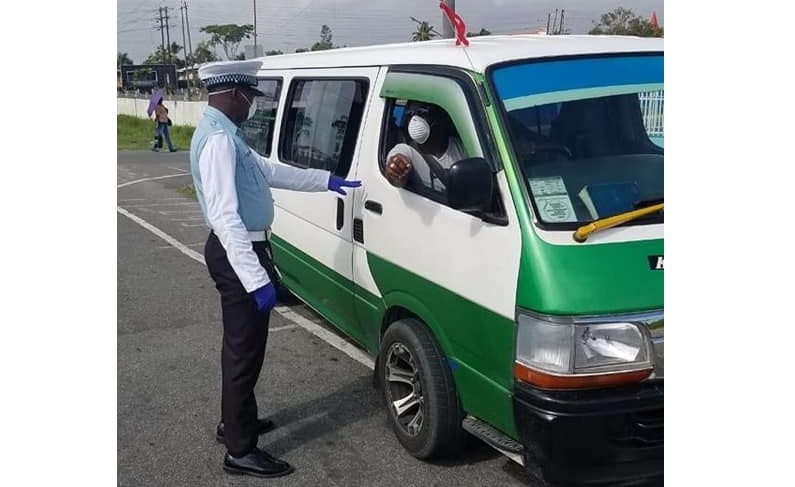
[280,79,368,175]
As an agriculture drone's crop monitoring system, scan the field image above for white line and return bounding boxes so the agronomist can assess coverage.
[118,207,206,265]
[273,306,374,369]
[118,172,375,371]
[157,210,203,216]
[269,324,298,333]
[118,197,188,202]
[122,201,200,208]
[117,173,191,188]
[168,166,189,173]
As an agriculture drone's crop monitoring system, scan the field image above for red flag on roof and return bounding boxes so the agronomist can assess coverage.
[439,1,469,46]
[650,11,659,29]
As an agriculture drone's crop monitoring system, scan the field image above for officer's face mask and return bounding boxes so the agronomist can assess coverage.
[208,87,257,121]
[239,91,258,121]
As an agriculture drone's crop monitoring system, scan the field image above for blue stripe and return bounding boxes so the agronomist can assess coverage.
[491,55,663,100]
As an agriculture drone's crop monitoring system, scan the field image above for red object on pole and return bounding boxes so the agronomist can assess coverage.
[650,11,659,29]
[439,2,469,46]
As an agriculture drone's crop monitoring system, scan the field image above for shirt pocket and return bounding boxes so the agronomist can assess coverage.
[240,147,267,190]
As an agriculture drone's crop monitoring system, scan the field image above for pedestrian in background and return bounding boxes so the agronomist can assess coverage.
[152,98,176,152]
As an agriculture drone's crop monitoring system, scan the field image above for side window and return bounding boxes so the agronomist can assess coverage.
[239,79,281,157]
[380,98,469,204]
[280,78,368,176]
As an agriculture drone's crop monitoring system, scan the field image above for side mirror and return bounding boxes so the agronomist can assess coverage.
[447,157,494,212]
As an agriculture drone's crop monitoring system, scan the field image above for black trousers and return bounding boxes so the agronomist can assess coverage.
[204,231,275,457]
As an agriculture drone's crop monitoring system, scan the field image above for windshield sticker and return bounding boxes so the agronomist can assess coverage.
[536,195,577,222]
[529,176,577,222]
[529,176,568,196]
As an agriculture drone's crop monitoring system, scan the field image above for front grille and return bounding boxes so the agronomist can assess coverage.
[610,408,663,448]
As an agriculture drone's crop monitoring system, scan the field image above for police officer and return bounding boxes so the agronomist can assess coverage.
[190,60,361,478]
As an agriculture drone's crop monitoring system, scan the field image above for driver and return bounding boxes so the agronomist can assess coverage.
[385,104,464,191]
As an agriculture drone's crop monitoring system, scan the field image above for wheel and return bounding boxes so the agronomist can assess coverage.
[378,318,466,459]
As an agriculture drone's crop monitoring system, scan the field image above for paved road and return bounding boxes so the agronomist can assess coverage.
[117,150,532,487]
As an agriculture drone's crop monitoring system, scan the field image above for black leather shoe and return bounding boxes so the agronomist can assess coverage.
[223,448,294,478]
[216,418,275,443]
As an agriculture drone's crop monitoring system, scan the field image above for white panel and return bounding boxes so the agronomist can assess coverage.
[351,67,521,319]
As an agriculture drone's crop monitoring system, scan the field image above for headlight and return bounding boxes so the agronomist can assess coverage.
[514,312,654,389]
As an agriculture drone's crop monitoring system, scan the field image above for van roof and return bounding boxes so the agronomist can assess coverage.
[253,34,663,73]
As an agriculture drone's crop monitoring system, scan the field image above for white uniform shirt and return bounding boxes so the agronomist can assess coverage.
[199,132,330,292]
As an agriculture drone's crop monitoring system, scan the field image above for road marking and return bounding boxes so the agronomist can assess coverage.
[273,306,374,369]
[270,324,299,333]
[117,173,191,189]
[118,173,375,371]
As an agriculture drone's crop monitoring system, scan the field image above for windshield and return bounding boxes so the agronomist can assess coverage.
[490,54,663,226]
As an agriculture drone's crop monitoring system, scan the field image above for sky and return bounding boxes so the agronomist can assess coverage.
[117,0,664,64]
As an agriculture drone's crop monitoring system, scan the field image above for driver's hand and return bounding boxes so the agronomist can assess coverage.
[386,154,413,188]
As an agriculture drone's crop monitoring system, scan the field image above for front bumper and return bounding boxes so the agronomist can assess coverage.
[514,379,663,486]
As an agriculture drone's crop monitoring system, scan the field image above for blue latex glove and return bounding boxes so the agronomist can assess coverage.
[328,175,362,195]
[252,282,277,312]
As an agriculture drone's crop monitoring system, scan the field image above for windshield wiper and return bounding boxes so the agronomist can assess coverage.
[573,200,664,243]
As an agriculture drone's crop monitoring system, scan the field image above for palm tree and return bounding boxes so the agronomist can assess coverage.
[412,21,437,42]
[117,52,134,67]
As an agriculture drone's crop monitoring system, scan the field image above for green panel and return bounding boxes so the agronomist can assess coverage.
[517,237,664,314]
[479,80,664,315]
[270,235,375,351]
[367,254,518,438]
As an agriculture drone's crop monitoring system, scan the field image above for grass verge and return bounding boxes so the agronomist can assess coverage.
[117,114,195,151]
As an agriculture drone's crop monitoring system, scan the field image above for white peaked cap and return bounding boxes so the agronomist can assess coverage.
[407,115,431,144]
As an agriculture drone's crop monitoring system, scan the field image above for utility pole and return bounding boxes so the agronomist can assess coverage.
[441,0,455,39]
[253,0,258,57]
[180,4,188,66]
[184,1,193,61]
[164,6,172,65]
[157,7,166,65]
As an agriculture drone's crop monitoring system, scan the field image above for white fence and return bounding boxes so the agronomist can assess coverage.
[639,90,664,137]
[117,97,206,127]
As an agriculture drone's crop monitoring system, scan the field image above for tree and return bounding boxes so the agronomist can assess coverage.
[412,21,437,42]
[200,24,254,60]
[143,43,185,67]
[589,7,663,37]
[311,24,335,51]
[118,52,134,67]
[191,41,220,64]
[466,28,491,37]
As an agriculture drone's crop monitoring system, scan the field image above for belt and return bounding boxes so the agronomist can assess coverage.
[248,230,271,242]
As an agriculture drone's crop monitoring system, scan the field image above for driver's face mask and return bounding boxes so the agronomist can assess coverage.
[407,115,432,144]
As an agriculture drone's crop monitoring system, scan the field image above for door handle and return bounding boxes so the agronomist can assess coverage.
[336,197,344,230]
[364,200,382,215]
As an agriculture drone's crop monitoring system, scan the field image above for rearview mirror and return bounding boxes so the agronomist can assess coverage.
[447,157,494,212]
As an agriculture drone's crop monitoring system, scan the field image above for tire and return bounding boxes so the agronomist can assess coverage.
[378,318,466,459]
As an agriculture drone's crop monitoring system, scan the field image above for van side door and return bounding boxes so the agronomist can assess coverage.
[268,67,378,345]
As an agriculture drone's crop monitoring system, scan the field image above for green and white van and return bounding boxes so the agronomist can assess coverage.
[240,34,664,486]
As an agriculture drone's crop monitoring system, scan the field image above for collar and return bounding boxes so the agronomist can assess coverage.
[203,106,239,135]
